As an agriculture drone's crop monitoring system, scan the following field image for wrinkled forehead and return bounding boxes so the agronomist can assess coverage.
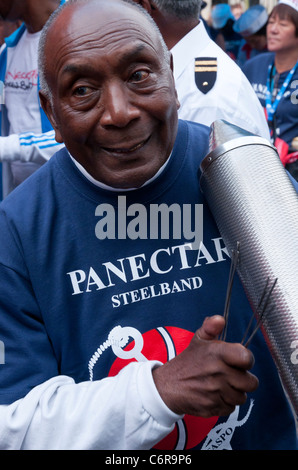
[45,1,164,78]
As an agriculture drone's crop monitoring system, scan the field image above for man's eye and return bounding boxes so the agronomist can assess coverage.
[130,70,149,82]
[73,86,91,96]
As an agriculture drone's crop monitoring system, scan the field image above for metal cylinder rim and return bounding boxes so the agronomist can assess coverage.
[200,136,277,174]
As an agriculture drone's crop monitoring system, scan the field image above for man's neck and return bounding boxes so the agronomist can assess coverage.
[156,16,199,50]
[23,0,60,33]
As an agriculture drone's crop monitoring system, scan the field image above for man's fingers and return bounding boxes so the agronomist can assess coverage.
[196,315,256,371]
[153,315,259,417]
[220,341,255,370]
[196,315,225,341]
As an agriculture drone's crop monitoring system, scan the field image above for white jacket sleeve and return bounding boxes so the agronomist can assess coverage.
[0,130,64,164]
[0,362,182,450]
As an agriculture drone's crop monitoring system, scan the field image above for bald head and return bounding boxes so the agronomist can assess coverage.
[37,0,179,189]
[38,0,170,100]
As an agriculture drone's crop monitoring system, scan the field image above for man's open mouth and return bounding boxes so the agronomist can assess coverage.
[102,136,150,154]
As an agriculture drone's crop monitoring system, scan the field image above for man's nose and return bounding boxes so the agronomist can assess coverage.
[100,81,140,127]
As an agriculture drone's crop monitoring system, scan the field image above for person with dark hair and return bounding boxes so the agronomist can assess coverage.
[0,0,296,451]
[243,0,298,180]
[233,5,268,67]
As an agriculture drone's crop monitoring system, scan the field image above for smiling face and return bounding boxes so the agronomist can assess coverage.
[40,0,179,189]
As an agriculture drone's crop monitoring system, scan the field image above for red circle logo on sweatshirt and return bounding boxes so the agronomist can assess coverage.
[108,326,218,449]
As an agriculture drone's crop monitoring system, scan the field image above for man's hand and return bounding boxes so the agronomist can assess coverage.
[152,315,259,418]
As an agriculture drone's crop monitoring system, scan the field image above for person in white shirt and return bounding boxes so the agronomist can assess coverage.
[0,0,65,199]
[131,0,270,140]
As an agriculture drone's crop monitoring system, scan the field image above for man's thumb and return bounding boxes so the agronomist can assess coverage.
[197,315,225,341]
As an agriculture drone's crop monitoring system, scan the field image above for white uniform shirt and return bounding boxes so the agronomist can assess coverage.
[172,21,270,140]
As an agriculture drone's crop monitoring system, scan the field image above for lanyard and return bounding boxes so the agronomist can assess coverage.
[265,60,298,122]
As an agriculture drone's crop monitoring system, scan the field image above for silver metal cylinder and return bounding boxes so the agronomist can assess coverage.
[200,120,298,415]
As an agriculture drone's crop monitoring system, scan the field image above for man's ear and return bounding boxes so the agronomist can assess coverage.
[169,53,180,111]
[133,0,154,14]
[39,91,63,143]
[170,52,174,73]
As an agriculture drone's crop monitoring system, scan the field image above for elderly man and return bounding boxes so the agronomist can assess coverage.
[0,0,296,450]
